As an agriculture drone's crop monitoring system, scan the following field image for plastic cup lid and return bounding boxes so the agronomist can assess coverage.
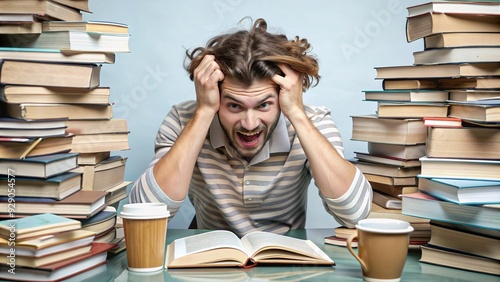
[120,203,170,219]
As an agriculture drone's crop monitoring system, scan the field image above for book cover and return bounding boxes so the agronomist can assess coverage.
[363,90,448,102]
[375,63,500,79]
[419,156,500,181]
[0,135,74,159]
[1,85,111,104]
[0,47,115,64]
[0,242,115,282]
[420,244,500,276]
[401,192,500,230]
[372,190,402,210]
[428,222,500,260]
[0,0,83,21]
[423,117,462,128]
[1,30,130,53]
[0,152,78,178]
[407,2,500,17]
[0,190,107,219]
[165,230,334,268]
[0,171,82,200]
[351,115,426,145]
[79,206,117,235]
[418,177,500,205]
[426,126,500,159]
[0,213,81,240]
[0,229,95,257]
[406,13,500,42]
[42,21,128,33]
[0,60,101,88]
[376,102,448,119]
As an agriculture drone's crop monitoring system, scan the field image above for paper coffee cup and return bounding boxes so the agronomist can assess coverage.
[120,203,170,272]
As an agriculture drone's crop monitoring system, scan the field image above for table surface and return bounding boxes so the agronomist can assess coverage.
[65,228,499,282]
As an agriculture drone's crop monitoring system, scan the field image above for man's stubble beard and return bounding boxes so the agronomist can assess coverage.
[218,111,280,161]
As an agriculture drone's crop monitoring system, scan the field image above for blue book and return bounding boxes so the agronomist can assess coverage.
[78,206,117,235]
[418,177,500,205]
[0,153,78,178]
[0,172,82,200]
[0,47,115,64]
[402,192,500,231]
[0,213,81,240]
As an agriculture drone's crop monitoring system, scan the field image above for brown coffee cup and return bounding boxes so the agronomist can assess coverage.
[346,218,414,281]
[120,203,170,272]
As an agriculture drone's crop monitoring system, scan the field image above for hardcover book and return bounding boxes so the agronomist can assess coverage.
[0,229,95,257]
[0,152,78,178]
[407,1,500,17]
[351,115,426,145]
[0,0,83,21]
[0,60,101,88]
[406,13,500,42]
[426,126,500,159]
[165,230,334,268]
[417,177,500,205]
[0,190,107,219]
[419,156,500,181]
[428,222,500,260]
[1,85,111,105]
[0,172,82,200]
[0,47,115,64]
[420,245,500,276]
[376,102,448,119]
[401,192,500,230]
[0,242,114,282]
[1,30,130,53]
[0,213,81,240]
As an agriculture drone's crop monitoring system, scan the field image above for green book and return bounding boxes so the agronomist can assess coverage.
[0,213,81,240]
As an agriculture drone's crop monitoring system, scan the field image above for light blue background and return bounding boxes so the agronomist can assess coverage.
[83,0,424,229]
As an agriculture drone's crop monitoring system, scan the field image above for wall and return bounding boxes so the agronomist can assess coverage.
[84,0,424,229]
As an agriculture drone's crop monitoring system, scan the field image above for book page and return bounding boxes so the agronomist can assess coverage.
[173,230,248,258]
[241,231,333,263]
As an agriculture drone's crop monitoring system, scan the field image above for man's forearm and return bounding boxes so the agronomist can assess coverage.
[153,109,215,201]
[287,111,357,199]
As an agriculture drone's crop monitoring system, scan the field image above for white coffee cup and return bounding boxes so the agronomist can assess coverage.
[120,203,170,272]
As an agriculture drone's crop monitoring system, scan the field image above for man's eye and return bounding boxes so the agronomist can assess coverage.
[259,102,270,109]
[228,103,240,110]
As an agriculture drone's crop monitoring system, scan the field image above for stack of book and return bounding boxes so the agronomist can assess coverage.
[0,213,115,281]
[0,0,130,270]
[0,2,131,205]
[369,1,500,276]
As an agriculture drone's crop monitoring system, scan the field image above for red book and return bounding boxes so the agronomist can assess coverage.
[0,242,115,282]
[423,117,462,127]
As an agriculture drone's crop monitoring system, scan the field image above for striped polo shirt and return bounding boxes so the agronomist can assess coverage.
[129,100,372,236]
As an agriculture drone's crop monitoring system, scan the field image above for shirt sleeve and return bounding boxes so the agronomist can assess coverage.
[306,105,372,227]
[320,168,373,228]
[128,104,189,219]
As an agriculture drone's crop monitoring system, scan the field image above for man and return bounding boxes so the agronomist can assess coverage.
[130,18,372,236]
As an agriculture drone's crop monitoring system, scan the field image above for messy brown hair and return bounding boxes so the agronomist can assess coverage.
[185,18,320,91]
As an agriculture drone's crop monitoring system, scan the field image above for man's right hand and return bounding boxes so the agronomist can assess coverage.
[193,55,225,115]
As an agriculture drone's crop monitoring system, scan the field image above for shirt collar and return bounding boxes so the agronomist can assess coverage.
[210,113,291,156]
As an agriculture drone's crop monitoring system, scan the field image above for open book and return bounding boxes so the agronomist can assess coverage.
[165,230,334,268]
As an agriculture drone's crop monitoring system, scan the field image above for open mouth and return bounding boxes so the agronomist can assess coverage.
[237,131,262,147]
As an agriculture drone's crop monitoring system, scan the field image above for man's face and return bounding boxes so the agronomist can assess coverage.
[219,77,281,160]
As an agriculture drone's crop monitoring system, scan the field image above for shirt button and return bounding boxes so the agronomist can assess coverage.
[247,198,253,201]
[244,181,251,185]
